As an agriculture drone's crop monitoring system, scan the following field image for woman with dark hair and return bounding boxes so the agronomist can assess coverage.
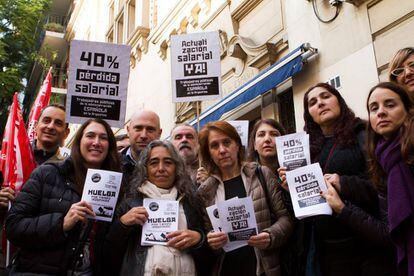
[388,47,414,96]
[366,82,414,275]
[279,82,394,275]
[104,140,211,276]
[247,118,286,173]
[197,121,292,276]
[6,118,121,275]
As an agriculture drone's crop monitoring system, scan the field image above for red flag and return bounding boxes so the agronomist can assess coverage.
[27,67,53,144]
[0,93,36,192]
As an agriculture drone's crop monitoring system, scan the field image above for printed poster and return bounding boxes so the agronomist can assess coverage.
[206,197,246,252]
[141,198,179,246]
[67,40,131,127]
[170,31,222,102]
[275,132,311,171]
[217,197,258,243]
[285,163,332,219]
[81,169,123,222]
[227,120,249,149]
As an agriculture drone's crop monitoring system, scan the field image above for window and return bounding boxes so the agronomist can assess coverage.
[278,89,296,133]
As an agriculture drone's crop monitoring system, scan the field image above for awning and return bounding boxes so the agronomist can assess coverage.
[190,43,317,128]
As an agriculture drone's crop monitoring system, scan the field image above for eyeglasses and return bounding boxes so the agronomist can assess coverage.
[390,61,414,77]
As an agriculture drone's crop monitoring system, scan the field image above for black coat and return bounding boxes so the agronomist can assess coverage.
[5,159,105,275]
[103,191,214,276]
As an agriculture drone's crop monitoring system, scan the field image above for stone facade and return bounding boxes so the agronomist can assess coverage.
[66,0,414,136]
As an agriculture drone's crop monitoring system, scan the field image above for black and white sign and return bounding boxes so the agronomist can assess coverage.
[276,132,311,171]
[170,31,221,102]
[206,197,246,252]
[227,120,249,149]
[217,197,258,244]
[141,199,179,246]
[81,169,123,222]
[285,163,332,219]
[67,40,130,127]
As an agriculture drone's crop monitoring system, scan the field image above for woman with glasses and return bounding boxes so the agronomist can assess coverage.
[389,47,414,97]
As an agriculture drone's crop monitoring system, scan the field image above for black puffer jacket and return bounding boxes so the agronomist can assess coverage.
[5,158,103,275]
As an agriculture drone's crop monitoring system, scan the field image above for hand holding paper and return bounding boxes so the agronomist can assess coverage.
[63,201,95,231]
[248,232,271,249]
[207,231,228,250]
[167,229,201,250]
[120,206,148,226]
[321,180,345,214]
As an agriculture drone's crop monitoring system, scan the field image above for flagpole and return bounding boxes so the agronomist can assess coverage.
[196,101,201,167]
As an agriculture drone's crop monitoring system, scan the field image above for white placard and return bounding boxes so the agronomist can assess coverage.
[275,132,311,171]
[285,163,332,219]
[67,40,131,128]
[170,31,222,102]
[141,199,179,246]
[206,198,245,252]
[59,147,71,158]
[217,197,258,244]
[227,120,249,149]
[81,169,123,222]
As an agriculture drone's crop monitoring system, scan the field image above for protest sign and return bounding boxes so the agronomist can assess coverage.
[285,163,332,219]
[275,132,311,171]
[141,199,179,246]
[206,198,246,252]
[67,40,130,127]
[227,120,249,149]
[81,169,123,222]
[217,197,258,243]
[170,31,221,102]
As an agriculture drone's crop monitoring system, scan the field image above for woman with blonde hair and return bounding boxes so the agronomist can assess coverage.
[388,47,414,97]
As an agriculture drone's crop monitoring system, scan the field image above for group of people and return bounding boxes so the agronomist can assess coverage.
[0,47,412,276]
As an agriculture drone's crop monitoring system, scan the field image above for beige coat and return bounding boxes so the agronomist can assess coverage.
[197,162,293,276]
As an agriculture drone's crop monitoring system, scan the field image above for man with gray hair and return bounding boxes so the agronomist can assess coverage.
[170,124,207,185]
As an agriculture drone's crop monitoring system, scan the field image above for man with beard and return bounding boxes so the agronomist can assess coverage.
[170,124,207,185]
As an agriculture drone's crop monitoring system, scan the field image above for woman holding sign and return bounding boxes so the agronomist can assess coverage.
[197,121,293,276]
[6,118,121,275]
[279,82,394,275]
[104,140,211,276]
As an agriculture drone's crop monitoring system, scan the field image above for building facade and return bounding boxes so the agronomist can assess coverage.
[64,0,414,137]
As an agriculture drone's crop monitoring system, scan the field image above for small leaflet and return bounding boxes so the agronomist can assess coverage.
[285,163,332,219]
[276,132,311,171]
[81,169,123,222]
[141,199,179,246]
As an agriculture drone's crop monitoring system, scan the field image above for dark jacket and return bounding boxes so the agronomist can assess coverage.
[120,146,136,198]
[103,191,213,276]
[197,162,293,276]
[283,124,395,276]
[5,158,105,275]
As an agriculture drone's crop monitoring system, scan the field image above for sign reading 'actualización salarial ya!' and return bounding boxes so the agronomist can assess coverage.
[66,40,131,128]
[170,31,222,102]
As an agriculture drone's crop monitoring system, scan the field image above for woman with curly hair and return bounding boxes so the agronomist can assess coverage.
[104,140,211,276]
[388,47,414,97]
[366,82,414,275]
